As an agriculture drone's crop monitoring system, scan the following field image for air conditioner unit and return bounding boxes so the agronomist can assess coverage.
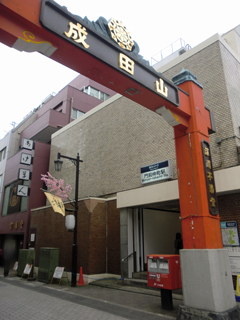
[179,47,187,55]
[37,247,59,283]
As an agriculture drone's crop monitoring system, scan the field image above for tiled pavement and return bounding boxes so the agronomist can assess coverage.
[0,271,178,320]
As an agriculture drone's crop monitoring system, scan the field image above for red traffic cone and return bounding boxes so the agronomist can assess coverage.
[77,267,85,286]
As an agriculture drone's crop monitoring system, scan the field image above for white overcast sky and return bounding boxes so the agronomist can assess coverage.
[0,0,239,139]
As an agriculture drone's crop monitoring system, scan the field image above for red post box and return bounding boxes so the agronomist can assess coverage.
[147,254,182,290]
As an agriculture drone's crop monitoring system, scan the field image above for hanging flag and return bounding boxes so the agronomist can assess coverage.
[44,192,65,216]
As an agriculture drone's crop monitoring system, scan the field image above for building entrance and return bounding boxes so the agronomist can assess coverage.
[121,203,182,278]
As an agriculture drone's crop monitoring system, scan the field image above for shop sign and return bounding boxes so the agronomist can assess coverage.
[40,0,179,106]
[17,185,29,197]
[10,220,24,230]
[201,140,218,216]
[21,138,34,150]
[20,153,32,165]
[18,168,31,181]
[140,160,173,184]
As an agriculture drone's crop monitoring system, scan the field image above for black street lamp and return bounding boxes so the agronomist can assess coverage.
[54,152,83,287]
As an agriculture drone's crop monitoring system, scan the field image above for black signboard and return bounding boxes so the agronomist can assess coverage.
[201,140,219,216]
[40,0,179,107]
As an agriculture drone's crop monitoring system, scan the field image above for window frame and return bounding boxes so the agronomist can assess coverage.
[82,86,109,101]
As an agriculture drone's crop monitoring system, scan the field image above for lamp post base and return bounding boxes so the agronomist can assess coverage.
[71,243,77,287]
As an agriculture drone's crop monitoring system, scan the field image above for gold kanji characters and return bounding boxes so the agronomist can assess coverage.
[204,147,209,157]
[206,160,211,169]
[207,172,213,181]
[210,197,216,207]
[64,22,90,49]
[119,53,134,75]
[155,78,168,98]
[209,184,215,194]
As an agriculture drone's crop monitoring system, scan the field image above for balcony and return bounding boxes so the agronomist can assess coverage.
[20,109,69,143]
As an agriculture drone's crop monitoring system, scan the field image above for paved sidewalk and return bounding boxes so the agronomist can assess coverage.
[0,268,181,319]
[0,281,128,320]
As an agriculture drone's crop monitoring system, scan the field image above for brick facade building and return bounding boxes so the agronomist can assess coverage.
[0,74,116,260]
[31,198,120,275]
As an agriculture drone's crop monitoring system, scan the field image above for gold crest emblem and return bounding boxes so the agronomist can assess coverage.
[10,187,18,207]
[108,18,134,51]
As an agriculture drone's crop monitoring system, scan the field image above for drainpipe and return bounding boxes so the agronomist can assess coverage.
[106,202,108,274]
[69,97,73,122]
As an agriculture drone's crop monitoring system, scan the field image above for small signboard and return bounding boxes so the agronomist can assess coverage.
[140,160,173,185]
[227,247,240,275]
[20,153,32,165]
[221,221,240,246]
[13,261,18,271]
[23,264,32,275]
[18,168,31,181]
[21,138,34,150]
[17,185,29,197]
[51,267,69,285]
[53,267,64,279]
[21,263,34,280]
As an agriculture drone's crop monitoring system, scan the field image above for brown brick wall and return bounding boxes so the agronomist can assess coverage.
[30,199,120,275]
[78,201,91,273]
[219,193,240,230]
[87,200,107,274]
[106,200,121,274]
[30,206,73,270]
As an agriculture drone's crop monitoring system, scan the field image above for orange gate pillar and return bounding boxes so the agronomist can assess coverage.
[172,70,223,250]
[169,69,237,319]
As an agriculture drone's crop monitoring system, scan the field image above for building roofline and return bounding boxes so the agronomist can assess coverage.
[51,93,122,139]
[155,33,240,73]
[31,195,117,212]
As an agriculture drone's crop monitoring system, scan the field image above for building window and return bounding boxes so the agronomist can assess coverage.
[53,101,63,111]
[71,108,85,120]
[0,174,2,191]
[0,148,6,162]
[2,180,29,216]
[0,174,3,207]
[82,86,110,101]
[2,184,10,216]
